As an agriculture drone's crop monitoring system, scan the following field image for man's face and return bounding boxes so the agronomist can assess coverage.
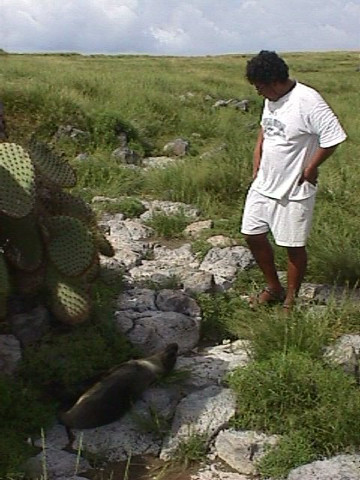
[252,81,280,101]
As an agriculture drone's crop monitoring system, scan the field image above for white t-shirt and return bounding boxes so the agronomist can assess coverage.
[252,82,347,200]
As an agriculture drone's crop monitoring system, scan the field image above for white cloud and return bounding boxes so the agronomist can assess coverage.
[0,0,358,55]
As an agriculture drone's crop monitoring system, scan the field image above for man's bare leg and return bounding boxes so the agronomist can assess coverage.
[285,246,307,309]
[245,233,284,303]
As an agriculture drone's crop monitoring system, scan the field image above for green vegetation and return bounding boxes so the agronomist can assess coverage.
[228,350,360,478]
[0,275,133,477]
[93,196,146,218]
[0,51,359,478]
[0,376,55,478]
[145,211,191,238]
[173,433,209,468]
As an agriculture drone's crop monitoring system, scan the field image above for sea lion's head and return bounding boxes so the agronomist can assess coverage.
[160,342,178,374]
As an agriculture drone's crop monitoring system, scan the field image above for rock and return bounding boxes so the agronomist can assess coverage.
[160,386,236,460]
[111,146,142,165]
[129,244,200,284]
[324,334,360,379]
[214,429,280,475]
[176,340,250,389]
[115,310,200,355]
[299,283,360,304]
[23,448,90,479]
[185,220,214,237]
[182,271,215,294]
[98,218,154,271]
[213,100,229,108]
[140,200,200,222]
[142,156,178,170]
[53,125,90,142]
[117,288,157,312]
[200,246,254,289]
[287,454,360,480]
[163,138,189,157]
[206,235,236,248]
[212,98,249,111]
[233,99,249,112]
[0,334,22,375]
[107,218,154,241]
[156,289,201,318]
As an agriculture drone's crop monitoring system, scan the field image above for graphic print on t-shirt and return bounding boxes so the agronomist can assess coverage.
[262,117,286,138]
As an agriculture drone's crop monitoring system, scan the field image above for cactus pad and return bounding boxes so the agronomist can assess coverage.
[1,215,43,271]
[47,267,90,324]
[46,216,96,277]
[0,143,35,217]
[28,138,76,188]
[43,190,97,226]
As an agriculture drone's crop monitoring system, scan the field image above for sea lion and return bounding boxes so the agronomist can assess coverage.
[59,343,178,436]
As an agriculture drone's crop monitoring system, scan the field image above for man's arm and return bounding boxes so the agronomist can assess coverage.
[299,145,338,185]
[252,128,264,179]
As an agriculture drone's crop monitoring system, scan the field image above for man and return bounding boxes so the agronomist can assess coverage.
[241,50,346,311]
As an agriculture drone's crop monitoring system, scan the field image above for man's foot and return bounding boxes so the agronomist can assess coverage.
[282,290,298,313]
[249,286,285,307]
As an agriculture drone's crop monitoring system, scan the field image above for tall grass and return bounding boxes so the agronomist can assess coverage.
[1,52,358,286]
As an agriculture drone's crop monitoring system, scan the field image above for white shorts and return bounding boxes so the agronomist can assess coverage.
[241,188,316,247]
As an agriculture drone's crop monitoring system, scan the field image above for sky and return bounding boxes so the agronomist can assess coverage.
[1,0,359,56]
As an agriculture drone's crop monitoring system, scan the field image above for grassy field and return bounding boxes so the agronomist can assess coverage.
[1,51,360,478]
[1,50,359,282]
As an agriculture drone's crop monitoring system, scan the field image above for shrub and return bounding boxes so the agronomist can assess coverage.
[19,319,133,401]
[190,239,212,261]
[257,431,317,479]
[145,212,190,239]
[97,197,146,218]
[230,308,333,362]
[228,350,360,477]
[0,376,55,477]
[173,433,208,468]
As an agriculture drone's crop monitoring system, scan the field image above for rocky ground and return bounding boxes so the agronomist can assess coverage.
[2,198,360,480]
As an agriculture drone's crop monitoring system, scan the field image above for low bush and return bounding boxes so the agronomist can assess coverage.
[228,350,360,477]
[0,376,55,477]
[145,212,190,239]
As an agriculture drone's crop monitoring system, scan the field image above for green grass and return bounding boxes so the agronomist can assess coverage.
[145,211,191,238]
[228,350,360,478]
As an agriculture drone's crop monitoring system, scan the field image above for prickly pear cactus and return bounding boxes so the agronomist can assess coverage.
[28,138,77,188]
[0,140,115,324]
[46,267,91,325]
[0,143,35,217]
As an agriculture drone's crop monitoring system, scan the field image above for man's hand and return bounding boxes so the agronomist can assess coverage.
[299,166,318,186]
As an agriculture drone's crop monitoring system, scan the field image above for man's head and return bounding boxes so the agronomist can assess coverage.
[246,51,291,101]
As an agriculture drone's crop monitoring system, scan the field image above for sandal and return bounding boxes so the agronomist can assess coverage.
[249,286,286,308]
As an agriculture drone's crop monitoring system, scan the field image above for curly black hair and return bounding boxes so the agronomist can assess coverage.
[246,50,289,84]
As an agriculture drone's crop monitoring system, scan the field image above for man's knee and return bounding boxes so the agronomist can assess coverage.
[244,233,267,248]
[286,246,307,259]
